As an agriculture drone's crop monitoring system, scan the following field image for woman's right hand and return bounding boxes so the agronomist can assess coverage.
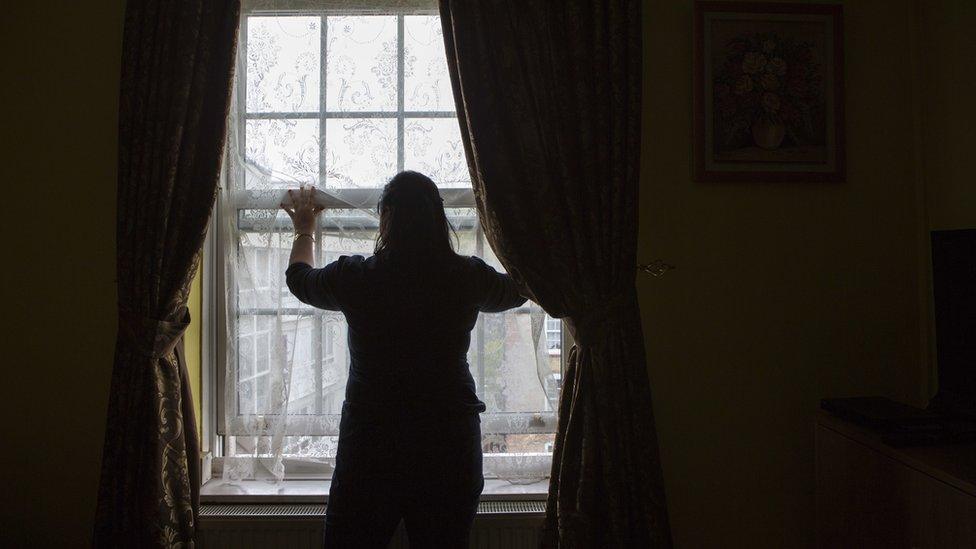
[281,186,324,234]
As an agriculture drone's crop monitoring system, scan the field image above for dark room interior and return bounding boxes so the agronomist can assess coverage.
[2,1,974,547]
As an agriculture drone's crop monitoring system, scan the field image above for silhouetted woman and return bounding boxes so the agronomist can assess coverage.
[282,171,525,548]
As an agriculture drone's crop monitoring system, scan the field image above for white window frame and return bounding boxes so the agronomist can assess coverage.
[545,314,562,356]
[202,6,570,474]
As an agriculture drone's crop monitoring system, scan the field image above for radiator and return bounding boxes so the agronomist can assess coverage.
[198,501,545,548]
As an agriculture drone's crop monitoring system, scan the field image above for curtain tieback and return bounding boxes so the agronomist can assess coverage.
[566,287,637,346]
[118,306,191,359]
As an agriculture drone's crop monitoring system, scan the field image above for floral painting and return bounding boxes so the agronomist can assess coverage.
[695,3,844,182]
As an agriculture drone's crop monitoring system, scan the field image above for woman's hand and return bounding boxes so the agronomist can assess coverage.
[281,186,324,234]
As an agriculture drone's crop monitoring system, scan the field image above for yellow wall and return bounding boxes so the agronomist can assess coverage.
[1,2,202,545]
[2,0,972,547]
[638,1,967,547]
[2,2,125,546]
[186,269,203,435]
[917,1,976,231]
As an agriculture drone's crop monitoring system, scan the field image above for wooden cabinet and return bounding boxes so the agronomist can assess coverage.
[815,411,976,548]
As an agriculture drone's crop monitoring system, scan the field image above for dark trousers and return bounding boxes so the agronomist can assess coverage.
[324,402,484,548]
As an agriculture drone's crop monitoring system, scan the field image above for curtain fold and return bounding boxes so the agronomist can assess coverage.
[94,1,240,546]
[439,1,671,546]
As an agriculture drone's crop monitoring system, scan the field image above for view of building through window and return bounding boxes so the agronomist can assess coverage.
[224,12,562,480]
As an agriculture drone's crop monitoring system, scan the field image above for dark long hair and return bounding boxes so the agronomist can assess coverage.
[374,171,456,261]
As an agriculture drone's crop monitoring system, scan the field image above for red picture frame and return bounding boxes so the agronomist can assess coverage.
[694,2,845,182]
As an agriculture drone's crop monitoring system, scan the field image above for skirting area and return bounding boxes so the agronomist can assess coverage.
[198,501,546,548]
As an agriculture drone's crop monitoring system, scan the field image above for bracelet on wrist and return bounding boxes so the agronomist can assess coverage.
[295,232,314,242]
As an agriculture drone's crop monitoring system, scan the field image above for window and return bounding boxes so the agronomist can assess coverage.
[213,6,563,483]
[545,314,562,355]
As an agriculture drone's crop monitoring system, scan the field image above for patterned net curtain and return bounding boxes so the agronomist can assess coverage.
[218,0,562,485]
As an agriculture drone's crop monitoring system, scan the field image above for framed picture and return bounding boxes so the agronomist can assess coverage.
[694,2,844,182]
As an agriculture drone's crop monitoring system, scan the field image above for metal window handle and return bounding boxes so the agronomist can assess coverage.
[638,259,676,277]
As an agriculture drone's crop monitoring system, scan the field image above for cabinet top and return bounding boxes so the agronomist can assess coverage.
[817,409,976,497]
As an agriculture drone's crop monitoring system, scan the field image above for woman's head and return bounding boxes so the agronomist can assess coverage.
[374,171,455,260]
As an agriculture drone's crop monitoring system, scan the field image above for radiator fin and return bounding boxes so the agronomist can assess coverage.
[201,504,327,517]
[478,500,546,515]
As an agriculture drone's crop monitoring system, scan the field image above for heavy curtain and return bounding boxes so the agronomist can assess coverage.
[94,1,240,546]
[439,1,672,547]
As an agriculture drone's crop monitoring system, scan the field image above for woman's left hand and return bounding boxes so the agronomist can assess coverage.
[281,186,324,234]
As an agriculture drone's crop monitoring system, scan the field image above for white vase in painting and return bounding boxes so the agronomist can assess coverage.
[751,119,786,150]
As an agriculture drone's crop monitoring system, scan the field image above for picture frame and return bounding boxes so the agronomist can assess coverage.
[694,2,845,182]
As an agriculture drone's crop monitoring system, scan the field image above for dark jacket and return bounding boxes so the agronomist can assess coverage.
[286,253,526,415]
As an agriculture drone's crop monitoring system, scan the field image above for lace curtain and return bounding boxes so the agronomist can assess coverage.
[218,2,560,484]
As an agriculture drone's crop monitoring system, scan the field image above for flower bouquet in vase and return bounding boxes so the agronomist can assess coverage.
[713,32,824,152]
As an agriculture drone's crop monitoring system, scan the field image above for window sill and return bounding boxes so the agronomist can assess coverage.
[200,478,549,504]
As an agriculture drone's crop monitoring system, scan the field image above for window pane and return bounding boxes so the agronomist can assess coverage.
[404,118,469,187]
[471,237,561,414]
[482,434,557,454]
[236,230,307,310]
[255,332,270,375]
[286,317,319,413]
[245,119,320,188]
[255,374,270,412]
[238,322,255,381]
[325,118,396,188]
[326,16,398,112]
[320,319,347,414]
[246,16,321,113]
[229,435,340,466]
[236,314,318,415]
[239,379,255,415]
[404,15,453,112]
[228,433,551,481]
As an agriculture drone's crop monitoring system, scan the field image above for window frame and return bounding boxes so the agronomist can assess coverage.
[204,6,570,474]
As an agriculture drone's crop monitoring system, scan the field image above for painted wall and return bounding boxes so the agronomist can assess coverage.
[917,1,976,231]
[186,270,203,434]
[637,1,963,547]
[2,0,971,547]
[1,3,202,544]
[2,2,125,546]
